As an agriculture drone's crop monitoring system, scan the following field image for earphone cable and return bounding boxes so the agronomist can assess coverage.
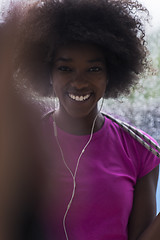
[53,98,104,240]
[42,99,160,240]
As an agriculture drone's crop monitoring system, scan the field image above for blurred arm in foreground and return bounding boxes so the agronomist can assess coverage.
[0,13,46,240]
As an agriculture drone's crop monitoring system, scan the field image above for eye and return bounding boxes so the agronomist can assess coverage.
[88,66,103,72]
[58,66,72,72]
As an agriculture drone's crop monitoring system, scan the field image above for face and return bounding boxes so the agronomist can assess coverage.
[52,42,108,120]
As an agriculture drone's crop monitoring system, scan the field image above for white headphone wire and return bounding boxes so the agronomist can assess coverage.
[41,100,160,240]
[53,98,104,240]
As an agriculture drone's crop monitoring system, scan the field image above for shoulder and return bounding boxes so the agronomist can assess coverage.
[104,113,159,149]
[104,114,142,148]
[104,113,160,179]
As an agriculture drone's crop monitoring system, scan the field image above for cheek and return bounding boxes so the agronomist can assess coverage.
[98,77,108,93]
[52,79,67,100]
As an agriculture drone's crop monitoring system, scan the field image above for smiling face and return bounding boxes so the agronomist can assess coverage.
[52,42,108,121]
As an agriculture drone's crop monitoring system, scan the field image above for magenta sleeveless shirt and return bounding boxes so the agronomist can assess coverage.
[42,114,160,240]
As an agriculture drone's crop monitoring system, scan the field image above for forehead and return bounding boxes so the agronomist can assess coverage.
[54,42,105,62]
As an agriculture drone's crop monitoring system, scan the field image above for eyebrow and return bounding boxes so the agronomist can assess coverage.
[55,57,73,62]
[88,58,105,63]
[55,57,105,63]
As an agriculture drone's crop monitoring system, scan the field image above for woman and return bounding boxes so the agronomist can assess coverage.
[3,0,160,239]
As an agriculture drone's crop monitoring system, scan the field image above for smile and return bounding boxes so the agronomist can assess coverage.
[68,93,91,102]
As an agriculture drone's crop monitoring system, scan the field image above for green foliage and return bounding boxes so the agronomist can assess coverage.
[126,29,160,103]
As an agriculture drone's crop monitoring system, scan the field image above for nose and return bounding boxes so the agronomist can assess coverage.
[70,73,88,89]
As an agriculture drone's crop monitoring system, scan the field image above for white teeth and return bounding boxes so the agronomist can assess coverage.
[75,96,80,101]
[69,94,90,101]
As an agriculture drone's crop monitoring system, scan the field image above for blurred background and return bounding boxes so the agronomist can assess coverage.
[103,0,160,213]
[0,0,160,212]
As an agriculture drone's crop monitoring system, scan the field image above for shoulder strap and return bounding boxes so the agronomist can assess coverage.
[103,113,160,158]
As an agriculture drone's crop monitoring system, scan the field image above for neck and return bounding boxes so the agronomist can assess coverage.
[53,110,104,135]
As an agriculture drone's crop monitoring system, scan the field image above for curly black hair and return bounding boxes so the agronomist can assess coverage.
[4,0,150,98]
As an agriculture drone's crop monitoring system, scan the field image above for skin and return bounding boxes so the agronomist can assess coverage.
[52,42,108,135]
[0,34,46,239]
[51,42,160,239]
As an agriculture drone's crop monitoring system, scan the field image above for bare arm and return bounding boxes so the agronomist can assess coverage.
[0,24,45,239]
[128,165,160,240]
